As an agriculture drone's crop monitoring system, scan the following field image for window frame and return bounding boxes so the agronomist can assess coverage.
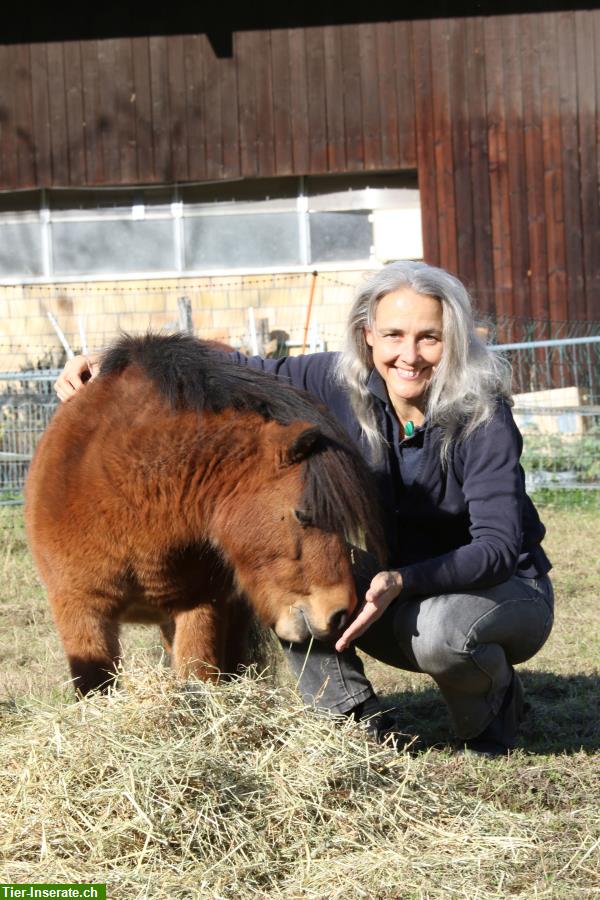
[0,174,420,283]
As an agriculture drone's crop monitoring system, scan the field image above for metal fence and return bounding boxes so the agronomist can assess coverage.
[490,336,600,491]
[0,370,58,503]
[2,337,599,504]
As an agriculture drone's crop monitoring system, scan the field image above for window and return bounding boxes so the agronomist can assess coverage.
[0,174,421,280]
[308,212,372,263]
[52,220,176,275]
[0,222,44,276]
[185,213,302,269]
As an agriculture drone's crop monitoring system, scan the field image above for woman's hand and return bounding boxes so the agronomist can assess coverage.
[54,354,101,402]
[335,570,403,652]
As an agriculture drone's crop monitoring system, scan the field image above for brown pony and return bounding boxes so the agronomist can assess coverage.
[25,334,383,696]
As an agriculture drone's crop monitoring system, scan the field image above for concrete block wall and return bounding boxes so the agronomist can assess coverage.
[0,269,370,371]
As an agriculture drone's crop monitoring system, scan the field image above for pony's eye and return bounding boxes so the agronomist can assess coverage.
[293,508,312,527]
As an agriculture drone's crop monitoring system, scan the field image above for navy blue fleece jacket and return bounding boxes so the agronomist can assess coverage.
[230,350,551,598]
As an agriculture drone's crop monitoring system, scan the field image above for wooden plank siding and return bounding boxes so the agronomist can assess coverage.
[80,41,104,184]
[28,43,53,185]
[501,15,529,322]
[270,30,294,175]
[412,20,439,265]
[323,26,345,172]
[484,16,513,321]
[430,19,459,276]
[0,45,19,187]
[14,44,37,186]
[0,12,598,322]
[287,29,310,174]
[464,18,494,313]
[574,11,600,322]
[305,28,328,173]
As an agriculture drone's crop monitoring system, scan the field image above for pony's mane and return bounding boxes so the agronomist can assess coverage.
[100,332,338,429]
[100,333,385,560]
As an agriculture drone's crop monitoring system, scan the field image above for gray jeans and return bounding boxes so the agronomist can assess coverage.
[281,569,554,740]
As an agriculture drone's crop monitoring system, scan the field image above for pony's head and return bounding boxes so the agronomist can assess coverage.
[212,418,384,643]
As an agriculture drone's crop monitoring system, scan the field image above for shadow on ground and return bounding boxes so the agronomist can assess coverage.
[379,670,600,755]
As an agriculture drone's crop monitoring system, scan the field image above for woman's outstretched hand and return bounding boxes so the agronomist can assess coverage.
[335,570,403,652]
[54,354,101,402]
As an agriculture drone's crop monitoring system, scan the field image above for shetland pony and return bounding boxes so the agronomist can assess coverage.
[25,334,383,695]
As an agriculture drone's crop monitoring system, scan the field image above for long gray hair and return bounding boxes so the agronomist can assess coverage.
[335,261,513,461]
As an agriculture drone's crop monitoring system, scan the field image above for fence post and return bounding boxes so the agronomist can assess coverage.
[177,297,194,334]
[257,317,270,353]
[301,271,319,354]
[47,312,74,359]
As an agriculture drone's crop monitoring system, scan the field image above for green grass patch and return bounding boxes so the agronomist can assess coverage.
[522,433,600,483]
[531,487,600,510]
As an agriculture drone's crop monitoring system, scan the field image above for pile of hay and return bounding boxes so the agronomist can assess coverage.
[0,659,594,898]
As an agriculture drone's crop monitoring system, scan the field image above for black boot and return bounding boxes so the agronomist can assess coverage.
[461,671,525,757]
[347,695,420,751]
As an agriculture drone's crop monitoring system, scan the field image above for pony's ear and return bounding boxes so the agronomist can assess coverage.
[275,423,323,467]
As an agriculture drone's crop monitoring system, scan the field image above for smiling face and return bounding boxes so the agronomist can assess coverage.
[364,288,444,420]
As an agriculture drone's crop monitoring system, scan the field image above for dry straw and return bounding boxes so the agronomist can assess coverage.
[2,657,598,899]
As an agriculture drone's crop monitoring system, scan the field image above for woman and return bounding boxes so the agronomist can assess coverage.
[55,261,554,756]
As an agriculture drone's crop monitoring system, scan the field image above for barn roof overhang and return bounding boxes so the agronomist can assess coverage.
[2,1,596,56]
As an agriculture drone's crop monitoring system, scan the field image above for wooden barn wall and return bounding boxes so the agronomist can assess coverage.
[413,11,599,323]
[0,12,598,321]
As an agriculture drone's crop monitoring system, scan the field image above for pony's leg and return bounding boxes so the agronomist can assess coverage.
[171,603,225,682]
[50,595,121,696]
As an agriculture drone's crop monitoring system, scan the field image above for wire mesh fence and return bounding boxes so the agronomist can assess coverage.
[0,371,58,503]
[1,272,599,505]
[491,338,600,491]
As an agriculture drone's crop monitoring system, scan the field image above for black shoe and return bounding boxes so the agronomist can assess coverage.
[460,672,525,758]
[347,696,420,752]
[366,711,422,752]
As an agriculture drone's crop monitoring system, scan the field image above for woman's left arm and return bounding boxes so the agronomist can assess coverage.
[398,404,525,598]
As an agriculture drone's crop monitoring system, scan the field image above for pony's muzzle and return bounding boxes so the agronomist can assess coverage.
[273,606,309,643]
[305,607,350,642]
[273,600,353,644]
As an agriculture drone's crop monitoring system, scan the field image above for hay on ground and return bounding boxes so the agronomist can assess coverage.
[2,658,598,899]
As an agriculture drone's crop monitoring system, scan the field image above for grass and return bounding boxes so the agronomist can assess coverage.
[1,498,599,898]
